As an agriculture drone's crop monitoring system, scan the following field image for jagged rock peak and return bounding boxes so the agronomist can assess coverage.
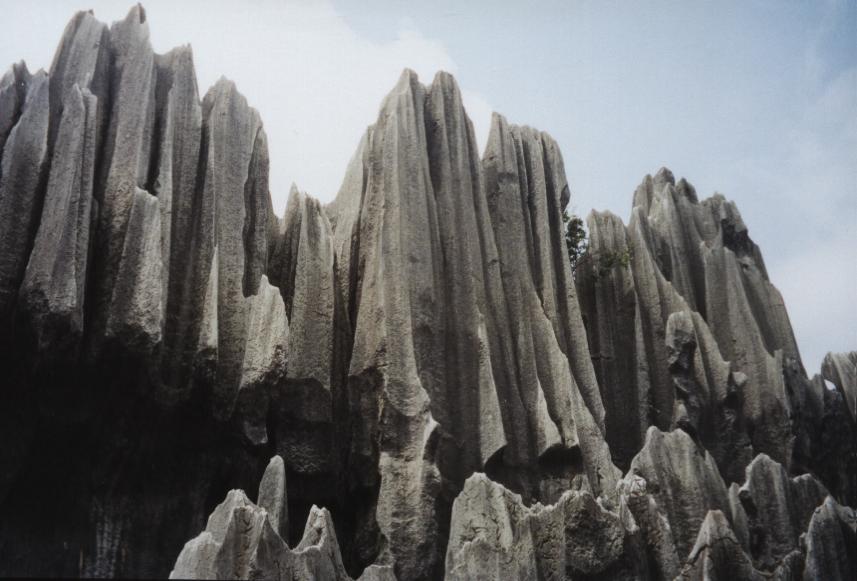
[803,496,857,580]
[677,510,768,581]
[170,457,395,581]
[0,5,854,581]
[322,65,622,578]
[577,164,816,482]
[737,453,829,570]
[445,473,638,579]
[625,427,732,560]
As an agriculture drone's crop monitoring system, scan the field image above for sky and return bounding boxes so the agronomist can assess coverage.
[1,0,854,373]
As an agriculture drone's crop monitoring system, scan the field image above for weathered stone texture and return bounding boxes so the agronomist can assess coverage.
[823,351,857,423]
[170,457,392,581]
[445,473,637,580]
[0,6,853,581]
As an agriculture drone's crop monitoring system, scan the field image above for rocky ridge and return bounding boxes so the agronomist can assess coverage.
[0,6,854,580]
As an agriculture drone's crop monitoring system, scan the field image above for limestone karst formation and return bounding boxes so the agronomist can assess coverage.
[0,5,855,581]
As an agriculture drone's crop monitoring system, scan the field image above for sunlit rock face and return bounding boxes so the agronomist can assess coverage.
[0,6,853,580]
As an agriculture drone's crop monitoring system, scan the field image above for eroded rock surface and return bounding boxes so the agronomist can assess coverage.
[0,5,853,581]
[170,457,393,581]
[737,454,828,570]
[823,351,857,423]
[677,511,767,581]
[445,473,638,580]
[803,496,857,581]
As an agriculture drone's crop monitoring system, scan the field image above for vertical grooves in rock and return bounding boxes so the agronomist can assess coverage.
[88,5,156,355]
[242,126,272,298]
[0,62,33,181]
[0,70,50,326]
[18,84,98,357]
[153,45,203,391]
[0,6,853,581]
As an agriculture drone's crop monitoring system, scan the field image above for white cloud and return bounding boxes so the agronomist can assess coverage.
[0,0,493,213]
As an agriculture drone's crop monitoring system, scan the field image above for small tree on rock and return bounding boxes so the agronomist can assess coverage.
[562,209,588,277]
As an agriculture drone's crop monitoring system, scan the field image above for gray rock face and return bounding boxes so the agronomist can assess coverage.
[575,210,646,468]
[677,510,767,581]
[155,44,204,390]
[445,473,637,580]
[803,496,857,581]
[257,456,288,539]
[170,489,269,580]
[481,113,618,502]
[737,454,828,570]
[18,83,96,355]
[88,5,157,354]
[202,78,269,419]
[823,351,857,423]
[577,219,752,484]
[625,427,732,560]
[619,473,683,580]
[0,6,853,581]
[235,276,288,445]
[324,70,618,579]
[0,63,30,157]
[0,68,49,324]
[170,457,393,581]
[268,186,338,478]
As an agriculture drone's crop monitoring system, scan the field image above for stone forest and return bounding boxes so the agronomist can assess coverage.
[0,5,854,581]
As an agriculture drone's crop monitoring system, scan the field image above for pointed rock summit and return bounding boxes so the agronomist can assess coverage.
[0,5,853,581]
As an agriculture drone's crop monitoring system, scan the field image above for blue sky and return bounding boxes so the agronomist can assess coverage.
[1,0,854,373]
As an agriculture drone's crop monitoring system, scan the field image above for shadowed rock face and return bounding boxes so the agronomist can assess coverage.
[167,455,392,581]
[170,456,396,581]
[576,170,857,502]
[444,473,641,580]
[576,172,801,479]
[0,6,854,581]
[823,352,857,424]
